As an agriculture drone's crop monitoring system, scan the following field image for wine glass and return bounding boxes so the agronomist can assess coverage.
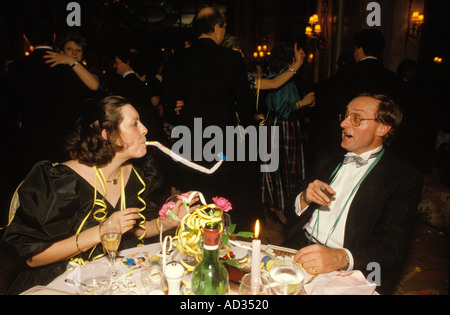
[74,261,112,295]
[239,273,269,295]
[268,261,304,295]
[140,258,165,295]
[99,217,122,277]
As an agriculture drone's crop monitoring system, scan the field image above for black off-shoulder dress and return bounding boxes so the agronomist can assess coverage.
[0,160,162,294]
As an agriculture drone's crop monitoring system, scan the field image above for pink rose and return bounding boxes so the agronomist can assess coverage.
[212,197,232,212]
[159,201,175,221]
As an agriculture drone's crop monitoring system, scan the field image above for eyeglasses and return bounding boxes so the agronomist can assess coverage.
[339,113,377,127]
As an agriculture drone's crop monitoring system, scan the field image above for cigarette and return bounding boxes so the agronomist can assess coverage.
[146,141,225,174]
[320,185,332,199]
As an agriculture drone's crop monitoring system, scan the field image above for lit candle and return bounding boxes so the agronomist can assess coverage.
[250,220,261,292]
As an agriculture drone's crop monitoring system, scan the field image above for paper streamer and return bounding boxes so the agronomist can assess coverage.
[146,141,225,174]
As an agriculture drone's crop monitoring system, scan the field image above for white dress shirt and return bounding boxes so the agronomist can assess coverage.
[295,146,384,271]
[122,70,136,78]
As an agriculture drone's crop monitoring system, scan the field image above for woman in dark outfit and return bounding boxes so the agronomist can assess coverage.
[0,96,195,294]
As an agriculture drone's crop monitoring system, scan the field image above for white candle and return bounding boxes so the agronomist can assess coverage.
[250,220,261,291]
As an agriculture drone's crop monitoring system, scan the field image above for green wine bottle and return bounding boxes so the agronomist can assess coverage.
[191,222,229,295]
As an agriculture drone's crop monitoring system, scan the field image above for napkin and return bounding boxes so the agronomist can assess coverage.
[304,270,377,295]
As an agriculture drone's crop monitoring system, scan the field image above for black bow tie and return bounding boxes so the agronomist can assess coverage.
[343,151,381,168]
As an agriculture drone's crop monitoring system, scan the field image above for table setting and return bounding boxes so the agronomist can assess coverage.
[20,191,377,295]
[22,239,377,295]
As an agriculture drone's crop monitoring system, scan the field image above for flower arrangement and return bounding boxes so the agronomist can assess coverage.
[158,191,253,271]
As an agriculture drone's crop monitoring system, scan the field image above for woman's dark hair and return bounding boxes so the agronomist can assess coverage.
[57,31,88,54]
[65,96,130,166]
[267,42,295,74]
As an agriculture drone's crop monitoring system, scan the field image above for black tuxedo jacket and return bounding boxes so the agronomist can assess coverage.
[163,38,252,129]
[284,150,423,288]
[6,48,92,172]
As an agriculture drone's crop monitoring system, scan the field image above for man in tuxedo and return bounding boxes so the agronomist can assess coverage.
[284,94,423,294]
[6,22,91,177]
[3,22,93,229]
[313,29,403,155]
[163,7,256,231]
[163,6,252,129]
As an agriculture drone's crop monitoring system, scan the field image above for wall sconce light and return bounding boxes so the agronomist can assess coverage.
[305,14,321,39]
[407,11,424,39]
[253,43,270,59]
[305,14,326,57]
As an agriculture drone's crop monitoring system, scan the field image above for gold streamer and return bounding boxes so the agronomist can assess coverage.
[131,166,147,245]
[69,165,147,268]
[165,192,227,272]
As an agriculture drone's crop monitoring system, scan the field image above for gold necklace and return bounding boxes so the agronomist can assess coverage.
[105,171,121,185]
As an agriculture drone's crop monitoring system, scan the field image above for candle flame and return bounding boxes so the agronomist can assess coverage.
[254,219,260,238]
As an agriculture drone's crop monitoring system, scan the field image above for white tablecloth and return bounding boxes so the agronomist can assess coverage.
[39,242,377,295]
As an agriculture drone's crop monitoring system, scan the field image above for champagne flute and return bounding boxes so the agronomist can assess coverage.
[99,217,122,277]
[269,261,304,295]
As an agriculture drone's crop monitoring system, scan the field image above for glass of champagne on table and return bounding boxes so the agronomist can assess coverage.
[99,217,122,277]
[269,261,304,295]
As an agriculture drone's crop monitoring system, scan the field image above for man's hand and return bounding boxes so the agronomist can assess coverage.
[300,180,335,209]
[294,244,349,275]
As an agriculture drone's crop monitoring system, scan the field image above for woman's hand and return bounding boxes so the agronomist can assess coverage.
[43,51,77,67]
[164,192,200,229]
[296,92,316,109]
[290,43,305,71]
[108,208,142,234]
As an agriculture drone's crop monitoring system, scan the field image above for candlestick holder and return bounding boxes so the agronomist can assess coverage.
[239,273,269,295]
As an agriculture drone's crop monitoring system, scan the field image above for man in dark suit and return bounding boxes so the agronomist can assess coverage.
[284,94,423,294]
[3,22,92,229]
[112,50,166,144]
[163,6,252,130]
[6,22,91,177]
[163,7,256,231]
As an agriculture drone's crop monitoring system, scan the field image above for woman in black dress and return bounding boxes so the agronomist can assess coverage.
[0,95,195,294]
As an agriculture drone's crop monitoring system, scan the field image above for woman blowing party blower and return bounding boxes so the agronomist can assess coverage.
[0,96,197,294]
